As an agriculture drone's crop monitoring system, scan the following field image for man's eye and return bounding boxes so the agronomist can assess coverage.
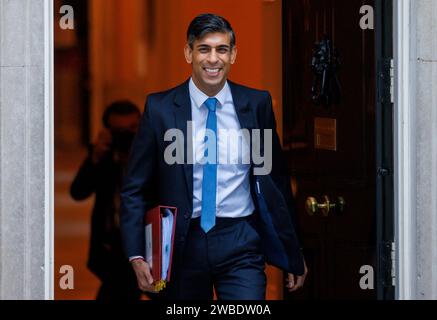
[199,48,209,53]
[217,48,229,54]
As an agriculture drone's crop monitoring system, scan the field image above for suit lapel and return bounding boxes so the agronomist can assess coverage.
[173,80,193,209]
[228,81,257,171]
[228,80,257,132]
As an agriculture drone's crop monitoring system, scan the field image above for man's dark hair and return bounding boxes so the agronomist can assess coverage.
[187,13,236,49]
[102,100,140,128]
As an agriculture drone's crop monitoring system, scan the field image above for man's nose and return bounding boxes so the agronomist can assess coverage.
[207,49,219,64]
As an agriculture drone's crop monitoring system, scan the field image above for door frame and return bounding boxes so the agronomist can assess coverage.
[375,0,395,300]
[393,0,416,300]
[44,0,55,300]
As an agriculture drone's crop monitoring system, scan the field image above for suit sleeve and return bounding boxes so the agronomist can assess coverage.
[69,146,97,201]
[120,97,157,258]
[263,92,303,247]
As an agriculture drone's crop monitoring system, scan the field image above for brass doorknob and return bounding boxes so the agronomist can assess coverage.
[305,197,319,216]
[305,195,345,216]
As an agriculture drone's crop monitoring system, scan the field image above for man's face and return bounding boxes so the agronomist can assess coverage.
[184,32,237,96]
[108,113,140,133]
[108,113,140,154]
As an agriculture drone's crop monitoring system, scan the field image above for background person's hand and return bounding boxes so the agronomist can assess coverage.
[91,129,112,164]
[286,259,308,292]
[131,259,158,293]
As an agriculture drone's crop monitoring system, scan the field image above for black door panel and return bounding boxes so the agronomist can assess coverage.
[283,0,379,300]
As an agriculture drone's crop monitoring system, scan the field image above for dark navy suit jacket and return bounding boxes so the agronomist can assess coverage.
[120,79,305,276]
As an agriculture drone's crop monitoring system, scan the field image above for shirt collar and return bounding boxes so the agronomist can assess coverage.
[189,77,231,109]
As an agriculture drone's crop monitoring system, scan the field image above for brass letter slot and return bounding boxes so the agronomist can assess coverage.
[314,117,337,151]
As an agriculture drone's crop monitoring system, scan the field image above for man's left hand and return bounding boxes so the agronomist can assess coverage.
[285,259,308,292]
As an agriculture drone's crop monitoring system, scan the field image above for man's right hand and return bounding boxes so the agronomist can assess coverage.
[91,129,112,164]
[131,259,157,293]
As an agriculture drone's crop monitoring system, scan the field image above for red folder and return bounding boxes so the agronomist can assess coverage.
[144,205,177,292]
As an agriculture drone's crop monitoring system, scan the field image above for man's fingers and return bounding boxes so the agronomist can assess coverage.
[143,265,154,285]
[132,260,156,292]
[286,273,305,292]
[137,270,157,293]
[286,260,309,292]
[291,276,305,292]
[138,262,154,285]
[137,279,157,293]
[96,130,112,148]
[285,274,295,290]
[296,276,304,288]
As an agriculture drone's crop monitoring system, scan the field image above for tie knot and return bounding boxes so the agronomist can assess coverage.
[204,98,218,112]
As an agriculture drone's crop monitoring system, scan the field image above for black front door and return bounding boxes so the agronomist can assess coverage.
[282,0,394,299]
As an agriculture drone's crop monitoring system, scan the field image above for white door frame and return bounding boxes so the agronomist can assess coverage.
[393,0,416,300]
[42,0,415,300]
[44,0,55,300]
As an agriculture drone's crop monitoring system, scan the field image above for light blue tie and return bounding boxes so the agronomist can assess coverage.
[201,97,218,233]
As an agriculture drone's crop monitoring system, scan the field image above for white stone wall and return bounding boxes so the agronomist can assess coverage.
[0,0,48,299]
[413,0,437,299]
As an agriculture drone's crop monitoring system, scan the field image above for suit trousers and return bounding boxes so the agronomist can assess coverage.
[159,214,266,300]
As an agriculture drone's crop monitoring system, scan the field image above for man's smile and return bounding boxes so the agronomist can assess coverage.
[203,67,222,77]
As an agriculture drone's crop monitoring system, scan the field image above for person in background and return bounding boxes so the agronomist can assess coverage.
[70,101,143,301]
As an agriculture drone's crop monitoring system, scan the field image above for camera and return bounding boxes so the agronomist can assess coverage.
[110,129,135,154]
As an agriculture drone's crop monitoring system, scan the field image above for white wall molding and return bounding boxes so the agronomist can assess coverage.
[394,0,437,300]
[44,0,54,300]
[0,0,54,299]
[393,0,417,300]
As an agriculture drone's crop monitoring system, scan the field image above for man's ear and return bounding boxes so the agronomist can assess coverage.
[230,46,238,65]
[184,44,193,64]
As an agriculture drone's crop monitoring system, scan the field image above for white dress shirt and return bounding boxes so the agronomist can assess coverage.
[189,78,255,219]
[129,79,256,261]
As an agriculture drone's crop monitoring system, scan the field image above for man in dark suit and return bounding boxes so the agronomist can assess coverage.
[120,13,307,300]
[71,101,143,301]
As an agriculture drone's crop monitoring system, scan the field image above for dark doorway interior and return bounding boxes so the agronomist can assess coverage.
[54,0,90,150]
[282,0,394,299]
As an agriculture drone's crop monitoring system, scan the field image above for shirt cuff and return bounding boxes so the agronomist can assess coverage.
[129,256,145,262]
